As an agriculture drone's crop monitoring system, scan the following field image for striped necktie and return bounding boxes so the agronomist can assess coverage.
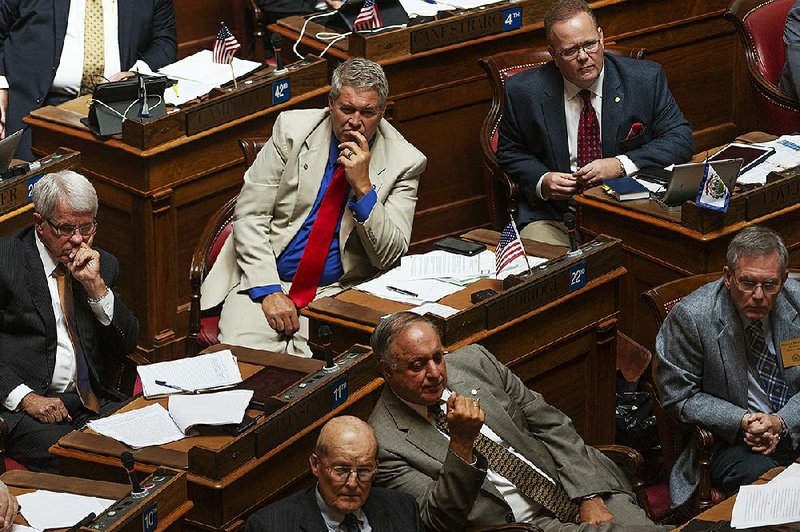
[746,320,789,412]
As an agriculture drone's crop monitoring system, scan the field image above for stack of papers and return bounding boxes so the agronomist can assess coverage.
[735,134,800,185]
[730,463,800,528]
[18,490,114,531]
[158,50,262,105]
[137,350,243,398]
[87,390,254,448]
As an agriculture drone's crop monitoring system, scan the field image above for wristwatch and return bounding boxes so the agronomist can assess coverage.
[581,493,600,502]
[616,157,627,178]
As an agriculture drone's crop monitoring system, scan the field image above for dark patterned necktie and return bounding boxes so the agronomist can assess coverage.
[429,405,580,523]
[746,320,789,412]
[577,89,601,170]
[342,513,361,532]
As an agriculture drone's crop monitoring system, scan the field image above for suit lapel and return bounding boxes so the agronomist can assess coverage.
[297,489,328,531]
[770,291,800,394]
[540,72,570,172]
[363,491,388,530]
[294,119,333,221]
[601,56,623,158]
[716,290,750,406]
[53,0,70,69]
[22,232,58,372]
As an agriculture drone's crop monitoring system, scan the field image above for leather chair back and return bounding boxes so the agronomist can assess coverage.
[726,0,800,134]
[477,46,645,230]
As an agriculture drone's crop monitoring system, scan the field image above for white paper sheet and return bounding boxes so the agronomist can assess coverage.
[137,350,242,398]
[735,135,800,185]
[87,403,187,448]
[168,389,254,433]
[399,0,454,17]
[768,462,800,487]
[356,271,464,304]
[12,525,40,532]
[17,490,114,531]
[731,483,800,528]
[394,250,495,280]
[409,302,459,318]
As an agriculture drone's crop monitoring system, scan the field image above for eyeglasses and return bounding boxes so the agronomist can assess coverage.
[557,39,601,60]
[326,466,377,483]
[732,274,782,295]
[46,218,97,238]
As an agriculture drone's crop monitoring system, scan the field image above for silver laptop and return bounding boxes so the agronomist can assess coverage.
[0,130,23,172]
[651,158,743,208]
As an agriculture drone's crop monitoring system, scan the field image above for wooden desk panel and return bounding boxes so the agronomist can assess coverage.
[273,0,745,250]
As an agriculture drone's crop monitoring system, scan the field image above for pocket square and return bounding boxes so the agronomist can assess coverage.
[626,122,645,140]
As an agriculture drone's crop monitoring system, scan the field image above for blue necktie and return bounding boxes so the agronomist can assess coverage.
[746,320,789,412]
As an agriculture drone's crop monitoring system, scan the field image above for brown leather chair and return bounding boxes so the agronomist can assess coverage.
[726,0,800,135]
[231,0,268,61]
[188,138,267,353]
[640,272,724,521]
[477,46,646,230]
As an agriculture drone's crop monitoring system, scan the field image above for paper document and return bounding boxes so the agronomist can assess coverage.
[88,403,187,448]
[18,489,114,531]
[399,0,454,17]
[168,389,253,433]
[735,134,800,185]
[731,483,800,528]
[768,462,800,487]
[137,350,242,398]
[12,525,39,532]
[634,177,665,194]
[409,302,459,318]
[394,250,495,280]
[357,273,463,304]
[158,50,262,105]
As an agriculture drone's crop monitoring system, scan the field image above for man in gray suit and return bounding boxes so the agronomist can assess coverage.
[245,416,424,532]
[368,312,664,531]
[657,226,800,508]
[780,0,800,99]
[498,0,693,246]
[201,58,426,356]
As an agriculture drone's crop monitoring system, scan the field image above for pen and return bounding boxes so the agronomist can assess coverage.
[66,512,96,532]
[387,286,419,298]
[155,380,197,394]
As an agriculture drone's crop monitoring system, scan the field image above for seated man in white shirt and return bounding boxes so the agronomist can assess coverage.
[0,170,139,472]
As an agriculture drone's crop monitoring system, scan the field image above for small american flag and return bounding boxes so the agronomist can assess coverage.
[353,0,383,31]
[495,220,525,275]
[213,23,241,64]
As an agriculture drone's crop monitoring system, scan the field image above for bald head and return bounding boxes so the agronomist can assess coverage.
[316,416,377,459]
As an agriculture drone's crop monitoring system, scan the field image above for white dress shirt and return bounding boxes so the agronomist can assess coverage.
[534,67,639,200]
[2,232,115,411]
[0,0,152,93]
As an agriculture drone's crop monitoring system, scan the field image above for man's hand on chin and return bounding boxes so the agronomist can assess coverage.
[579,496,613,526]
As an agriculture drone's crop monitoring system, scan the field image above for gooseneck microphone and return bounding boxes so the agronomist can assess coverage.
[271,34,287,73]
[319,325,339,372]
[121,451,148,497]
[562,212,582,256]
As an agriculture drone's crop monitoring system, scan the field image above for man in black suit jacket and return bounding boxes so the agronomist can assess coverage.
[0,0,177,159]
[498,0,693,246]
[245,416,424,532]
[0,170,138,472]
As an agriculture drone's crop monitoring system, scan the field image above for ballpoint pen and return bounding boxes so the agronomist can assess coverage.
[155,380,198,394]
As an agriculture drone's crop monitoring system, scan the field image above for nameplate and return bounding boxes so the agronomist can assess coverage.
[185,79,282,136]
[486,272,563,328]
[410,10,505,54]
[746,168,800,220]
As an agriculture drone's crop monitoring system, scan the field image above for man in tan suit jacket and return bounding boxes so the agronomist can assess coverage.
[201,58,426,355]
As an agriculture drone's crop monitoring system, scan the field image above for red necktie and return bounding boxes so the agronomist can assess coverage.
[577,89,601,170]
[288,165,348,308]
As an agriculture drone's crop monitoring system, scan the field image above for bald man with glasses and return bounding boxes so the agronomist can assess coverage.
[246,416,424,532]
[656,225,800,508]
[0,170,138,473]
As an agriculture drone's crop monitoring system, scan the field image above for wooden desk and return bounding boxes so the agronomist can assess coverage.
[304,230,625,446]
[575,134,800,350]
[23,61,329,362]
[272,0,747,250]
[49,344,384,531]
[3,468,191,531]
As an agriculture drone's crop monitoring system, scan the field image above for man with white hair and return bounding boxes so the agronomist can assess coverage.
[0,170,138,472]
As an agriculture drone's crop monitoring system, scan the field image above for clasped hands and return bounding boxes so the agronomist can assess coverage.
[541,157,623,201]
[741,412,785,455]
[444,393,614,526]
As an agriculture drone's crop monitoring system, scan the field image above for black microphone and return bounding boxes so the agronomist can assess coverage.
[562,212,580,255]
[121,451,147,497]
[319,325,337,371]
[271,34,286,73]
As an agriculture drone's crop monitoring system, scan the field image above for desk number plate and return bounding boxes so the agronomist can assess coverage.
[27,174,43,201]
[142,503,157,532]
[332,376,348,408]
[568,261,587,292]
[272,78,291,105]
[502,8,522,31]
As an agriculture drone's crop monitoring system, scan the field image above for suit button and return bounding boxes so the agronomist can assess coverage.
[41,381,48,389]
[36,98,42,104]
[505,512,514,523]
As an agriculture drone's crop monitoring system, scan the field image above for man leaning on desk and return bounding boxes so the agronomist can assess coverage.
[201,58,427,357]
[497,0,694,247]
[0,170,139,473]
[0,0,178,160]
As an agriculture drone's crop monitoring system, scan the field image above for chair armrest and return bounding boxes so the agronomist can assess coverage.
[692,424,716,512]
[595,444,654,520]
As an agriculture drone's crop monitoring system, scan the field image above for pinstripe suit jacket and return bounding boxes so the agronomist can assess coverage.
[656,278,800,507]
[244,485,425,531]
[0,226,139,432]
[368,345,632,531]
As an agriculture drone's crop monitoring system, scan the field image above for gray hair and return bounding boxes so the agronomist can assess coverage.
[330,58,389,109]
[726,225,788,272]
[370,311,438,372]
[31,170,98,219]
[544,0,597,45]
